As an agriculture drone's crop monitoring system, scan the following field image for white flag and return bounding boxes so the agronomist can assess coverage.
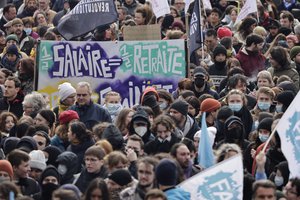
[276,91,300,178]
[185,0,192,13]
[150,0,170,18]
[203,0,212,10]
[179,154,244,200]
[235,0,257,24]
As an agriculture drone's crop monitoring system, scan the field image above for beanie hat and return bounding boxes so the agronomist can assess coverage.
[5,34,19,44]
[59,184,81,200]
[42,146,62,167]
[11,18,23,26]
[17,136,38,153]
[131,108,149,124]
[155,159,177,186]
[102,124,124,150]
[276,91,295,112]
[257,117,273,132]
[213,45,227,58]
[194,127,217,147]
[108,169,132,186]
[29,150,47,171]
[200,98,221,112]
[38,110,56,128]
[193,66,208,77]
[141,87,159,103]
[58,82,76,102]
[59,110,79,125]
[216,105,233,120]
[277,81,298,96]
[290,46,300,60]
[142,95,159,110]
[6,44,19,56]
[3,137,20,155]
[171,21,185,32]
[224,116,243,129]
[40,165,60,184]
[286,35,298,44]
[217,27,232,39]
[0,160,13,180]
[170,100,189,116]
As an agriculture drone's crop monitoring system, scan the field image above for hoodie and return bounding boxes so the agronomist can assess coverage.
[56,151,78,185]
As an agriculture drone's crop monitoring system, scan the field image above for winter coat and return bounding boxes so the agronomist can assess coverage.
[56,151,78,185]
[144,134,180,155]
[268,65,300,90]
[0,93,24,119]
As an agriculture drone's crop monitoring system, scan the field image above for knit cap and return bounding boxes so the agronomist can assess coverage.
[0,160,13,180]
[276,91,295,112]
[2,137,20,155]
[155,159,177,186]
[213,45,227,58]
[29,150,47,171]
[194,127,217,147]
[6,44,19,56]
[217,27,232,39]
[257,117,273,132]
[169,100,189,116]
[58,82,76,102]
[5,34,19,44]
[290,46,300,60]
[200,98,221,112]
[102,124,124,151]
[59,184,81,200]
[38,110,56,129]
[40,165,60,184]
[59,110,79,125]
[108,169,132,186]
[286,35,298,44]
[17,136,38,153]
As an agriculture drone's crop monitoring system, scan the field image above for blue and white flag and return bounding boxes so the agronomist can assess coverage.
[57,0,118,40]
[198,112,214,168]
[189,0,202,57]
[276,91,300,178]
[179,154,244,200]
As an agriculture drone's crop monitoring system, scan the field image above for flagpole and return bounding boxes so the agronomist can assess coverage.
[185,13,191,77]
[262,126,277,152]
[197,0,205,60]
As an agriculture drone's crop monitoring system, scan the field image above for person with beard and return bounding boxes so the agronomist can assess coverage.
[191,66,219,99]
[11,18,35,56]
[0,4,17,34]
[168,100,199,140]
[290,46,300,76]
[18,0,38,19]
[0,76,24,119]
[208,45,228,92]
[75,146,108,193]
[32,165,60,200]
[225,89,254,139]
[7,149,40,196]
[236,33,266,79]
[17,58,34,95]
[144,114,180,155]
[120,157,159,200]
[171,143,201,179]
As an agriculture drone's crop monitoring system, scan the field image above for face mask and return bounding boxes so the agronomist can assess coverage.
[41,183,59,196]
[106,103,122,115]
[228,103,242,112]
[274,176,284,186]
[257,101,271,111]
[57,164,67,175]
[276,105,283,113]
[0,176,9,183]
[259,134,269,142]
[159,102,168,110]
[194,77,205,88]
[228,127,241,140]
[24,28,32,36]
[134,126,147,137]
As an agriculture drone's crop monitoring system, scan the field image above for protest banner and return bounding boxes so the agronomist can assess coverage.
[276,91,300,178]
[235,0,257,24]
[179,154,244,200]
[36,40,186,108]
[150,0,170,18]
[123,24,161,41]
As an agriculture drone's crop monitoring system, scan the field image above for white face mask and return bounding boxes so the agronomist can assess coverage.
[134,126,147,137]
[57,164,68,175]
[274,175,284,186]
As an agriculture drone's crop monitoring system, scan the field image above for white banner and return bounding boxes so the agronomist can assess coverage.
[276,91,300,178]
[151,0,170,18]
[235,0,257,24]
[179,154,244,200]
[185,0,192,13]
[203,0,212,10]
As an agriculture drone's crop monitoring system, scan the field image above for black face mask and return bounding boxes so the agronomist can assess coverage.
[227,127,242,140]
[194,77,205,88]
[42,183,59,197]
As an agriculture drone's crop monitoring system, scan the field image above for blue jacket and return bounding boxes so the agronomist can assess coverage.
[69,101,112,130]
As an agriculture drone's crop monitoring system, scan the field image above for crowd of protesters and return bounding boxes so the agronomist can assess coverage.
[0,0,300,199]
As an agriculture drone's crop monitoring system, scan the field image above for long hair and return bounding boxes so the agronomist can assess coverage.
[84,178,110,200]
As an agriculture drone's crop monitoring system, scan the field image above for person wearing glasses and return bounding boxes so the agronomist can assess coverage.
[284,178,300,200]
[75,146,108,193]
[69,81,112,130]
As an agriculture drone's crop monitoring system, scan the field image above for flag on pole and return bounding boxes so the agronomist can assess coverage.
[198,112,215,168]
[235,0,257,24]
[185,0,192,13]
[203,0,212,10]
[151,0,170,18]
[276,91,300,178]
[57,0,118,40]
[179,154,244,200]
[189,0,202,57]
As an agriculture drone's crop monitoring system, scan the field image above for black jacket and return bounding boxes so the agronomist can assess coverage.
[0,93,24,119]
[144,134,180,155]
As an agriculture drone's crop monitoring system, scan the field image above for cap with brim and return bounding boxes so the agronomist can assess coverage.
[11,18,23,26]
[193,67,207,77]
[4,21,13,28]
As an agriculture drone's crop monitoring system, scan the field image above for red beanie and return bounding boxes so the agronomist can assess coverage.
[59,110,79,125]
[217,27,232,39]
[200,98,221,112]
[0,160,14,180]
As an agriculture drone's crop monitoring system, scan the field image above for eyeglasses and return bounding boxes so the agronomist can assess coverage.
[84,158,99,163]
[23,105,33,109]
[77,93,89,97]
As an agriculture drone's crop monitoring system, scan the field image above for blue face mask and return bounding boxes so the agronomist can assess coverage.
[276,105,283,113]
[24,28,32,36]
[159,102,168,110]
[274,176,284,186]
[259,134,269,142]
[228,103,242,112]
[257,101,271,111]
